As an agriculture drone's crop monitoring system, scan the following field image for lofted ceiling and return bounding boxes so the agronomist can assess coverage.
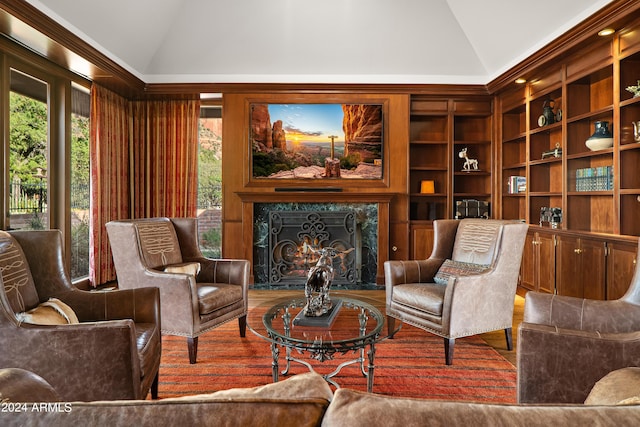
[24,0,614,85]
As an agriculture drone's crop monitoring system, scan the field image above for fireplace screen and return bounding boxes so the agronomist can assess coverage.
[267,210,358,286]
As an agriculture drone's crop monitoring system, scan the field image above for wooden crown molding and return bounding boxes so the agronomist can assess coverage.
[487,0,640,93]
[0,0,637,98]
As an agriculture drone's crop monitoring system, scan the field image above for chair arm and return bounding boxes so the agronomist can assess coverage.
[194,258,249,287]
[441,269,516,335]
[60,287,161,325]
[517,321,640,404]
[0,320,143,401]
[384,259,443,286]
[523,291,640,333]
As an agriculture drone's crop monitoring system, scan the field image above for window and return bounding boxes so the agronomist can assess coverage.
[8,69,49,231]
[198,106,222,258]
[70,83,90,279]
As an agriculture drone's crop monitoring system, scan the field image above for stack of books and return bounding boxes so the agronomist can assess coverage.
[575,166,613,191]
[507,176,527,194]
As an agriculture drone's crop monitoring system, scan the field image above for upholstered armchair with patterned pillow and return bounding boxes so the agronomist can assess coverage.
[0,230,161,401]
[106,217,249,364]
[384,219,528,365]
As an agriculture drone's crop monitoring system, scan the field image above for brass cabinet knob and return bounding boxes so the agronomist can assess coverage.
[392,246,398,252]
[574,248,583,254]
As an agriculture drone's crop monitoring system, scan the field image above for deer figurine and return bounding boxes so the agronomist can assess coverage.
[458,147,478,171]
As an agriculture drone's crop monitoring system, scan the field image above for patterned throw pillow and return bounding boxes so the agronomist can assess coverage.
[433,259,490,285]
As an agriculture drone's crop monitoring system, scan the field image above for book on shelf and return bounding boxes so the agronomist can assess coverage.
[575,166,613,191]
[507,176,527,194]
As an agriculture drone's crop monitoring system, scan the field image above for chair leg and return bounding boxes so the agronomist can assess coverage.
[505,327,513,351]
[239,315,247,338]
[150,371,159,399]
[387,316,396,339]
[444,338,455,365]
[188,337,198,364]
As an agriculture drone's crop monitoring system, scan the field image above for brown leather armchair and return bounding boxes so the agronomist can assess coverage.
[385,219,528,365]
[0,230,161,401]
[106,217,249,364]
[518,239,640,404]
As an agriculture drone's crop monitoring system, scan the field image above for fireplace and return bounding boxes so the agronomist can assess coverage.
[237,191,392,288]
[253,203,377,288]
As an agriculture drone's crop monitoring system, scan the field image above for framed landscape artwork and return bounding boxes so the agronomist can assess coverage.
[250,102,384,182]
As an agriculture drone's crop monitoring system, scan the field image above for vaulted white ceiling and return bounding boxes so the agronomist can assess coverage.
[26,0,614,85]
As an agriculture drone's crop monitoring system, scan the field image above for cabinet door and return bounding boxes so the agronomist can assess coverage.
[537,232,556,294]
[556,235,583,297]
[410,224,434,260]
[607,242,638,300]
[520,232,536,291]
[581,238,606,300]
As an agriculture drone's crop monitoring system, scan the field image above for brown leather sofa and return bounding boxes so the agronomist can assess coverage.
[1,369,638,427]
[106,217,249,364]
[0,230,161,402]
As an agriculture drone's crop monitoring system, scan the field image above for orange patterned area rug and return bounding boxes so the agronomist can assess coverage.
[157,321,516,403]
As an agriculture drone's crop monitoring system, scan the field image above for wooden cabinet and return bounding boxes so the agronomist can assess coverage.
[606,241,638,300]
[556,235,606,299]
[410,222,434,260]
[521,230,556,294]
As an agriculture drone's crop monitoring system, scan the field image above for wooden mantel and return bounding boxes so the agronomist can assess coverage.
[237,191,395,286]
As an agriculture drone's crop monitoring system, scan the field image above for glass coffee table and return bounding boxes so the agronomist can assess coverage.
[248,293,400,392]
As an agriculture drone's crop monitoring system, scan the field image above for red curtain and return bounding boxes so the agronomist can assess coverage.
[130,99,200,218]
[89,85,130,286]
[89,85,200,286]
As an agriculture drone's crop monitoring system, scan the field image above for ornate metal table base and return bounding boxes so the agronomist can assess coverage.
[250,296,399,394]
[269,304,379,392]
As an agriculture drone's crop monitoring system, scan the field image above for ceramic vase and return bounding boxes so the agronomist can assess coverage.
[585,121,614,151]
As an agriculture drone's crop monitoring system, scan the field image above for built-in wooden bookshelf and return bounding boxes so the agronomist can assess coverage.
[497,21,640,300]
[409,98,492,225]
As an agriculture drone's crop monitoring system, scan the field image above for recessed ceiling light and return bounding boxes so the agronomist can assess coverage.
[515,78,527,84]
[598,28,615,36]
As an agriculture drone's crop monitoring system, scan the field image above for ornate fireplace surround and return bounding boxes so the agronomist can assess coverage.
[237,192,393,288]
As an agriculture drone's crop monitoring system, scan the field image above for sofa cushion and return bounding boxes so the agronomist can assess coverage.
[16,298,79,325]
[323,388,640,427]
[433,259,489,285]
[135,219,183,269]
[5,372,333,427]
[164,262,201,277]
[0,231,39,313]
[584,367,640,405]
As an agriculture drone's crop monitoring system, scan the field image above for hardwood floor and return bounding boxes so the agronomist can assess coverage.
[248,289,524,366]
